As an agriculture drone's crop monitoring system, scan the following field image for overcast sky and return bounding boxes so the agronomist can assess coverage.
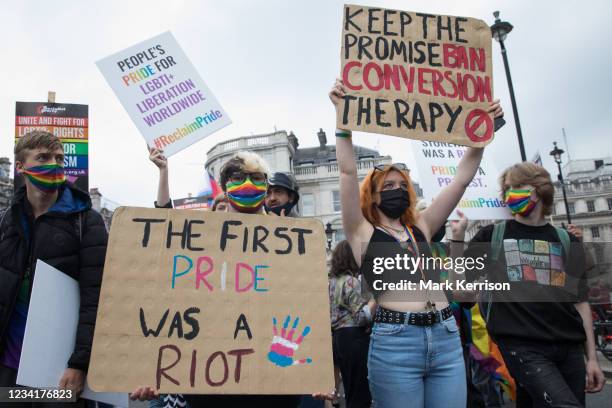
[2,0,610,207]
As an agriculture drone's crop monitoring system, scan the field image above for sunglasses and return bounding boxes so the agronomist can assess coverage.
[374,163,409,172]
[228,171,267,184]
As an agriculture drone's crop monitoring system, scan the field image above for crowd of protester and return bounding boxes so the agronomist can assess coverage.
[0,79,607,408]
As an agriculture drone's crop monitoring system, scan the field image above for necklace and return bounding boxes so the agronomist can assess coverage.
[386,224,437,312]
[380,226,408,242]
[381,223,405,234]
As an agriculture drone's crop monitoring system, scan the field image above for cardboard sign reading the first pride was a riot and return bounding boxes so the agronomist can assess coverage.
[338,5,494,147]
[88,207,334,394]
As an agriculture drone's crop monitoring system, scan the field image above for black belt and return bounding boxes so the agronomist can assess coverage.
[374,305,453,326]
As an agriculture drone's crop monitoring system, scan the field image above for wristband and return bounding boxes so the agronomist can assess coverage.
[448,239,465,243]
[335,129,352,138]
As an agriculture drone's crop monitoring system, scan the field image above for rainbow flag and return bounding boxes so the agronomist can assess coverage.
[197,169,222,203]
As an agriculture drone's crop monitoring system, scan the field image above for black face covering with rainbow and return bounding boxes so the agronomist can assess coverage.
[225,178,268,213]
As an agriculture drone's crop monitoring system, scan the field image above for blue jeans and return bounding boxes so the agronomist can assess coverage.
[367,315,466,408]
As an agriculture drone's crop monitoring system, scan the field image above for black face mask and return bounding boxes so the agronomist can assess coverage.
[432,225,446,242]
[264,201,295,216]
[377,188,410,219]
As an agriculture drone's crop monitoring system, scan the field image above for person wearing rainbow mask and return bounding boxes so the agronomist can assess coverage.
[0,131,108,402]
[460,162,605,407]
[135,150,303,407]
[148,148,270,215]
[220,152,270,214]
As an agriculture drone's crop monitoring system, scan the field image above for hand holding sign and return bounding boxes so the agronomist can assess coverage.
[129,386,159,402]
[148,147,167,170]
[450,210,469,240]
[329,78,348,110]
[465,100,503,142]
[268,316,312,367]
[58,368,85,397]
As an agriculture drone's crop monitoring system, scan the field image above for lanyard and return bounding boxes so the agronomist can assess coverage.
[383,224,437,311]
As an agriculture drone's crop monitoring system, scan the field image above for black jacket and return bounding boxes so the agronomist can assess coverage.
[0,184,108,371]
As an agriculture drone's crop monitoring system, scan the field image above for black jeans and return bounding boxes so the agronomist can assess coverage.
[332,326,371,408]
[496,338,586,408]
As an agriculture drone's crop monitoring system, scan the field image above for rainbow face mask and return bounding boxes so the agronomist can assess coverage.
[505,188,536,216]
[21,164,66,194]
[226,178,267,213]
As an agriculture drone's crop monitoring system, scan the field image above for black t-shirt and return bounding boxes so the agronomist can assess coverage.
[465,220,588,343]
[360,226,443,302]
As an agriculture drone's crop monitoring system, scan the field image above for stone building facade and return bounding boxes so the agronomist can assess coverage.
[205,130,422,247]
[0,158,14,211]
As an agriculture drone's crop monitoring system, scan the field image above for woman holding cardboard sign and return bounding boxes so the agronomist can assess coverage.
[131,151,308,408]
[329,78,503,408]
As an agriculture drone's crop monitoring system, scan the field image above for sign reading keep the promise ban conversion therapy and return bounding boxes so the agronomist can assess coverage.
[338,5,494,147]
[88,207,334,394]
[96,32,231,157]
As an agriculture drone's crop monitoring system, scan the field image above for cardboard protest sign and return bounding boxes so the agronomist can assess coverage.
[15,102,89,191]
[18,260,128,407]
[96,32,231,157]
[411,140,511,220]
[89,207,334,394]
[338,5,494,147]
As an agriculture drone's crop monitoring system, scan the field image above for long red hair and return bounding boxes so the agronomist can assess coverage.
[360,167,418,227]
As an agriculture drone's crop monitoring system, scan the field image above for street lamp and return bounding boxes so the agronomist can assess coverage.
[491,11,527,162]
[550,142,572,224]
[325,222,334,250]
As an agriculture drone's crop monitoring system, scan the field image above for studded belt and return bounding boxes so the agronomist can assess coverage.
[374,305,453,326]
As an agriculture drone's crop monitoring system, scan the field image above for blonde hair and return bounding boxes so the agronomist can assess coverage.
[236,151,269,174]
[499,162,554,215]
[219,151,270,190]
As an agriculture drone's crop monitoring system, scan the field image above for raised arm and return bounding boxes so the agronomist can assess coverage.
[447,210,477,302]
[148,147,171,207]
[329,80,371,249]
[421,101,503,237]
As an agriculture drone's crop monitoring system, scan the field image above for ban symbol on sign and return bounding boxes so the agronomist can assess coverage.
[464,109,494,143]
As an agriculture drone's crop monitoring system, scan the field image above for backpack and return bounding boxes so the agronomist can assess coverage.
[480,220,571,323]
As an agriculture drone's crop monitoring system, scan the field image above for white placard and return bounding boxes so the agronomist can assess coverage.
[97,31,231,157]
[17,260,129,407]
[411,140,512,220]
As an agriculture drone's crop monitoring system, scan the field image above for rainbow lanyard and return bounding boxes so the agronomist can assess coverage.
[381,224,423,269]
[386,224,419,255]
[397,224,437,311]
[403,225,417,248]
